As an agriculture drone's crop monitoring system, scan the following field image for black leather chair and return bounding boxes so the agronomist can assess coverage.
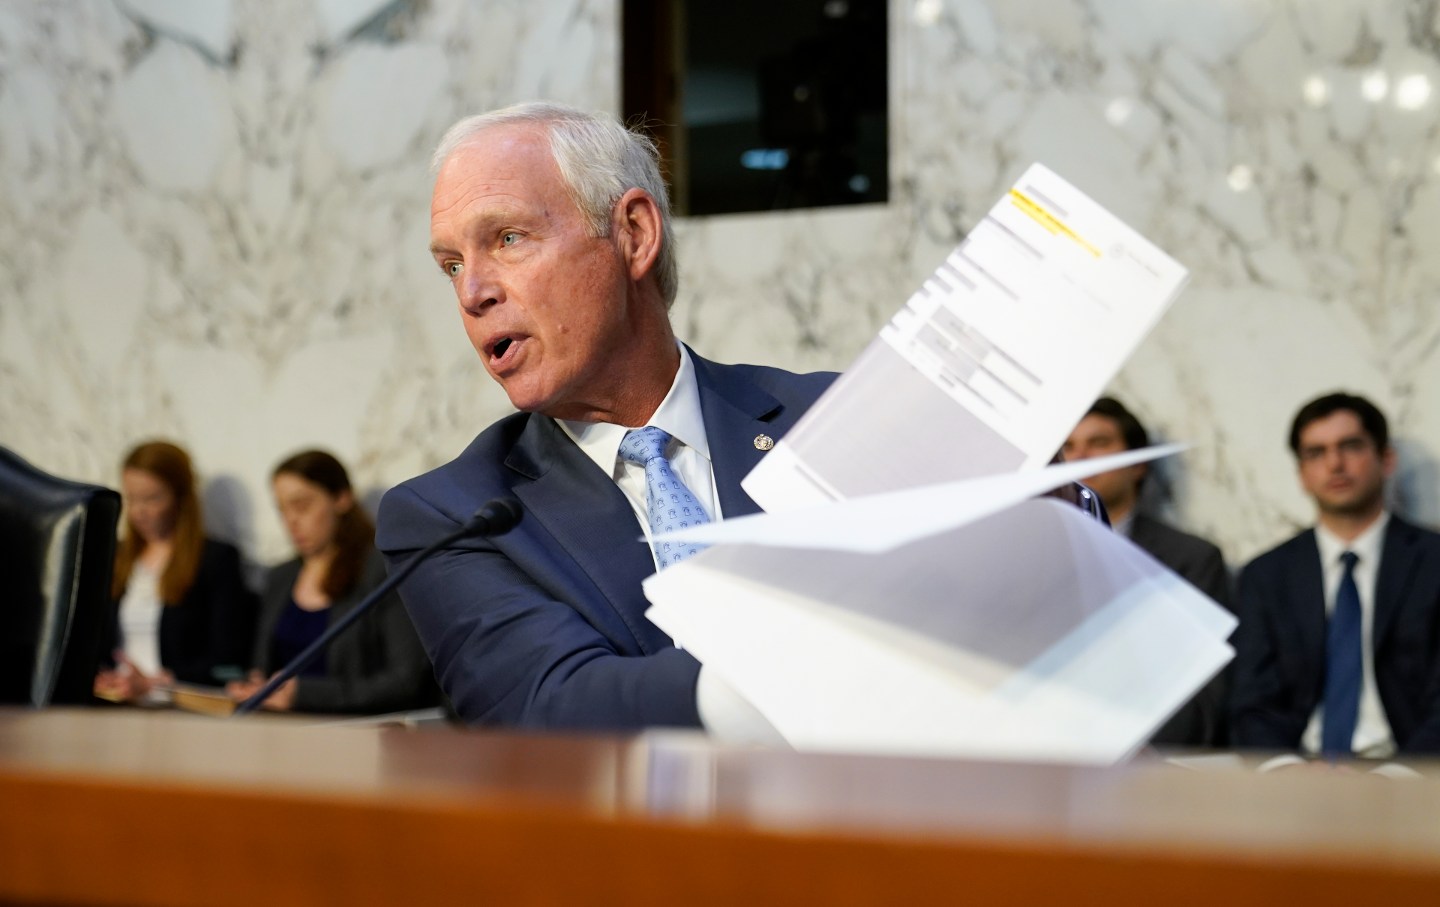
[0,447,121,706]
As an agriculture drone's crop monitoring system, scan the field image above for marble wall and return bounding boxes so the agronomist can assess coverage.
[2,0,1438,571]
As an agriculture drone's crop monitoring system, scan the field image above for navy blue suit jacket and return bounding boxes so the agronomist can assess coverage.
[1231,515,1440,754]
[376,352,834,731]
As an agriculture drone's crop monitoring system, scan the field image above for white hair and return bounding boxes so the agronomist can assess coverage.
[431,102,678,308]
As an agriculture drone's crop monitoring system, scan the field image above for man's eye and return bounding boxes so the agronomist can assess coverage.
[446,261,462,277]
[501,232,519,246]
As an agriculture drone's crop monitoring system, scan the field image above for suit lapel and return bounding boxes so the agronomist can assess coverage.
[494,354,789,650]
[505,414,659,651]
[690,351,785,519]
[1374,517,1418,650]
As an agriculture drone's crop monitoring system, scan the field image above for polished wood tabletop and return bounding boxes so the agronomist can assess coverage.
[1,707,1438,906]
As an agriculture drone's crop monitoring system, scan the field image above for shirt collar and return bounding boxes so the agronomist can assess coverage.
[1315,511,1390,568]
[557,342,709,477]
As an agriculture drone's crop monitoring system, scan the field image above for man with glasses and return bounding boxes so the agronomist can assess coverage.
[1231,392,1440,757]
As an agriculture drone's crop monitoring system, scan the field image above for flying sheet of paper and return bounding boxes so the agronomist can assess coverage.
[645,499,1235,765]
[743,163,1190,513]
[653,443,1183,554]
[639,163,1219,765]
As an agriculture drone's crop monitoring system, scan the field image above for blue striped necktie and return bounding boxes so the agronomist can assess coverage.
[619,426,711,567]
[1321,551,1362,756]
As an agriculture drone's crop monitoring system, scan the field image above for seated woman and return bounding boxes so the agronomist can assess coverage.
[228,450,436,714]
[95,441,256,702]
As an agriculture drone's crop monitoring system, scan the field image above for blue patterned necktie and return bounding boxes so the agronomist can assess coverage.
[1321,551,1362,756]
[619,426,711,568]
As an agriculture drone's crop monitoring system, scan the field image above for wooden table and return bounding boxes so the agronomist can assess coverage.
[1,708,1438,906]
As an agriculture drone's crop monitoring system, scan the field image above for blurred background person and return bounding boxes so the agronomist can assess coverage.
[1232,393,1440,758]
[228,450,437,715]
[1062,397,1233,747]
[95,440,256,703]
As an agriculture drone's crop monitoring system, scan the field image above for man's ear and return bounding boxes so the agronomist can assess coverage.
[1382,444,1398,479]
[614,188,662,283]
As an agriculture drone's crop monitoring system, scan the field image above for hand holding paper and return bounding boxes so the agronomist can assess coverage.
[639,164,1230,765]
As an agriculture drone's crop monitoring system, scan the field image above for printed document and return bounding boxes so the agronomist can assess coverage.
[643,164,1226,765]
[743,163,1189,512]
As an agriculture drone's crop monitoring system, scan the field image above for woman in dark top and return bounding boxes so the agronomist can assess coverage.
[227,450,435,714]
[95,441,256,702]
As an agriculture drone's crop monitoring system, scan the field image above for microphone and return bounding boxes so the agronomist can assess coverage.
[458,497,523,537]
[234,497,522,715]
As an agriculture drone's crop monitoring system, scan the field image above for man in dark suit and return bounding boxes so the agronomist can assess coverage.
[1231,393,1440,757]
[1063,396,1232,747]
[376,103,831,736]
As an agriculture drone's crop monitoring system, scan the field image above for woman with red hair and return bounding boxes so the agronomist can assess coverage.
[95,441,256,702]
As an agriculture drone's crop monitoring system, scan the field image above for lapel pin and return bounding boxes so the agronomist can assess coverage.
[753,434,774,451]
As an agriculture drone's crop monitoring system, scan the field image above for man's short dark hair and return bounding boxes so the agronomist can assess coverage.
[1086,396,1149,451]
[1288,392,1390,456]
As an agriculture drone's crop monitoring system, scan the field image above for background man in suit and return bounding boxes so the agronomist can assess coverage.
[376,102,831,738]
[1231,392,1440,757]
[1063,396,1232,746]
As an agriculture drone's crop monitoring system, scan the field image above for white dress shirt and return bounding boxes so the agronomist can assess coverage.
[1302,512,1395,758]
[559,344,785,745]
[559,345,720,556]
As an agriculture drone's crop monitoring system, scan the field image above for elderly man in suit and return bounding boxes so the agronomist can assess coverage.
[376,102,832,738]
[1231,393,1440,757]
[1063,396,1232,747]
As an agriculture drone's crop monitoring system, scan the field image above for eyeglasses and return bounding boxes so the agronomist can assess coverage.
[1297,436,1374,463]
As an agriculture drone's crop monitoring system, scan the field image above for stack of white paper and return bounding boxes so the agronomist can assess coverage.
[643,164,1232,765]
[645,450,1236,765]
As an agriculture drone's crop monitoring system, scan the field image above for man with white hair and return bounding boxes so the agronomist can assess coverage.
[377,102,832,735]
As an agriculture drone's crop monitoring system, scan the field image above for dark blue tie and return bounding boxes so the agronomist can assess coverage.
[1321,551,1362,756]
[619,427,711,568]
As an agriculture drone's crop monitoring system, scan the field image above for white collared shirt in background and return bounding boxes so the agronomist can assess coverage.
[1303,512,1395,758]
[118,561,164,677]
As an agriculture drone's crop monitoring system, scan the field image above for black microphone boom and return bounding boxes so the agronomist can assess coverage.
[234,497,522,715]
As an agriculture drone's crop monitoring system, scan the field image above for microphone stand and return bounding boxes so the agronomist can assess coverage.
[234,499,521,716]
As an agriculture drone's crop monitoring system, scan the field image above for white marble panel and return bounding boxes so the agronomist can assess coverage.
[2,0,1439,581]
[112,42,237,191]
[120,0,235,62]
[314,0,394,44]
[0,0,617,565]
[322,42,448,171]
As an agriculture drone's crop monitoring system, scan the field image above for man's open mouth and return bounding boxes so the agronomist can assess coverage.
[487,335,525,370]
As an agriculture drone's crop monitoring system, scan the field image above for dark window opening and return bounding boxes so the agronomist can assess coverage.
[623,0,889,217]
